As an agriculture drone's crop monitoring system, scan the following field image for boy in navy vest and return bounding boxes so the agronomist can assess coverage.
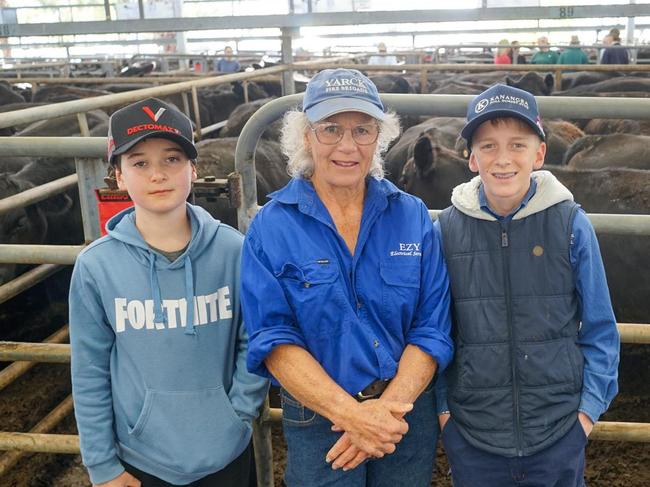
[70,98,267,487]
[435,84,620,486]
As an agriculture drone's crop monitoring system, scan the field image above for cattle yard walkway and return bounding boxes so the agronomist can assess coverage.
[0,83,649,487]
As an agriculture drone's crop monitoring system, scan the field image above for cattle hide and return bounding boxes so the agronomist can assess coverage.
[563,134,650,170]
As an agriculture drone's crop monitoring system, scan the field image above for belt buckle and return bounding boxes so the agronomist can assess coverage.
[355,378,390,402]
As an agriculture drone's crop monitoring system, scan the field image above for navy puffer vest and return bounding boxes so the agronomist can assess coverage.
[439,200,582,457]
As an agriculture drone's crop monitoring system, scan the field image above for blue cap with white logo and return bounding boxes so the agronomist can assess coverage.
[302,68,386,123]
[461,83,545,145]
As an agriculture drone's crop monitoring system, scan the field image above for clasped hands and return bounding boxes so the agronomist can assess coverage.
[325,398,413,472]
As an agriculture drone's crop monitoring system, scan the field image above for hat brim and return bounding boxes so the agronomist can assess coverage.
[461,109,545,144]
[305,97,385,123]
[110,131,198,164]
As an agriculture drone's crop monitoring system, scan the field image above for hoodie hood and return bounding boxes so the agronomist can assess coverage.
[451,170,574,221]
[106,203,221,335]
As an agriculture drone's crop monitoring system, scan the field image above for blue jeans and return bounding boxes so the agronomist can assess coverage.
[442,417,587,487]
[281,382,438,487]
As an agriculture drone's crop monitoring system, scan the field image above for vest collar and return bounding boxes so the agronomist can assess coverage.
[451,170,574,221]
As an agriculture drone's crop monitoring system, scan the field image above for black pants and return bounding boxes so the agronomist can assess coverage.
[122,442,254,487]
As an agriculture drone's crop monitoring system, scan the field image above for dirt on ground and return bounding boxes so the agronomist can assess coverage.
[1,290,648,486]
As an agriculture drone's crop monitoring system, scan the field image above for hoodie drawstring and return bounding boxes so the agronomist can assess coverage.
[184,255,196,335]
[149,253,167,325]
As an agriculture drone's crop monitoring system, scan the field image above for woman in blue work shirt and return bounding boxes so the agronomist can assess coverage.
[240,68,454,487]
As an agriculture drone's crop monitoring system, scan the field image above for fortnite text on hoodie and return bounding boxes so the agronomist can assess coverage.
[114,287,232,332]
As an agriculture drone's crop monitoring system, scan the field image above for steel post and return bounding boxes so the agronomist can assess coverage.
[252,397,274,487]
[281,27,296,96]
[74,157,105,243]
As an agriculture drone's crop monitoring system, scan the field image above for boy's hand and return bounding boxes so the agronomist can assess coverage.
[438,412,451,431]
[578,412,594,437]
[93,471,141,487]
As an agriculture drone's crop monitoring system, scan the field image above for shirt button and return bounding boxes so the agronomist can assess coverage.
[357,300,363,309]
[303,282,311,288]
[373,339,379,348]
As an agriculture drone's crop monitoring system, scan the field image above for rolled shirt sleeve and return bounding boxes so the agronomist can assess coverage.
[241,224,308,378]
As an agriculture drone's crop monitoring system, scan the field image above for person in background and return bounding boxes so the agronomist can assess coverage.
[241,68,453,487]
[601,28,629,64]
[509,40,526,64]
[531,36,559,64]
[217,46,241,73]
[559,35,589,65]
[368,42,399,65]
[494,39,512,65]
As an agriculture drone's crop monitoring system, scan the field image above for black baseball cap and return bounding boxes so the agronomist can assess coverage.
[107,97,198,165]
[461,84,545,146]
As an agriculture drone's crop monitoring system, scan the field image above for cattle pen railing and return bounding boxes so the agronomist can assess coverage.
[0,92,648,487]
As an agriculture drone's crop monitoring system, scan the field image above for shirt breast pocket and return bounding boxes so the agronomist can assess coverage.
[380,261,421,326]
[276,261,347,338]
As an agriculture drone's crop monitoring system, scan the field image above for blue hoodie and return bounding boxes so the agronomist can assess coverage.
[70,203,268,485]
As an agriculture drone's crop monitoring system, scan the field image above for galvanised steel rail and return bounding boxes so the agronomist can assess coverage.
[234,92,650,233]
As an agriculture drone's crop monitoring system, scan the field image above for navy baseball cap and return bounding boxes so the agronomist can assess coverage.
[461,84,545,145]
[107,97,198,165]
[302,68,386,123]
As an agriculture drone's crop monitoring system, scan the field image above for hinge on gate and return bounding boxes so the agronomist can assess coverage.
[190,172,241,209]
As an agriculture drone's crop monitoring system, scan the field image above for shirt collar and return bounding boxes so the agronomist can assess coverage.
[269,176,400,210]
[479,177,537,220]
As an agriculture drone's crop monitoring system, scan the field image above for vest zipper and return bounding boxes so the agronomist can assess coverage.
[501,221,523,456]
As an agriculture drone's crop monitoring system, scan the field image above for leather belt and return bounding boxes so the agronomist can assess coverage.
[356,379,391,402]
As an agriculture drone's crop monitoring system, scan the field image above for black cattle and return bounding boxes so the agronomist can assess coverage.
[0,81,26,106]
[0,157,82,285]
[563,134,650,170]
[398,140,650,322]
[31,85,113,104]
[553,76,650,96]
[219,98,282,141]
[384,117,465,183]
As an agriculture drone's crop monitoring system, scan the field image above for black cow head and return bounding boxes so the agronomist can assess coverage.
[506,72,554,96]
[399,133,473,210]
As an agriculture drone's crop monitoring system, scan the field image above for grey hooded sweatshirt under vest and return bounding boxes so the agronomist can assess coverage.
[439,170,583,457]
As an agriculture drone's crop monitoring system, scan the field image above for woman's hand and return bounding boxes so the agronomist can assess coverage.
[329,399,412,459]
[93,471,140,487]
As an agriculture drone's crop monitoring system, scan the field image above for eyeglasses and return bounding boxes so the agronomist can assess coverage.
[309,122,379,146]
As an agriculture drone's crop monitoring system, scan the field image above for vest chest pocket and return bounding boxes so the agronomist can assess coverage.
[275,261,346,337]
[380,261,421,324]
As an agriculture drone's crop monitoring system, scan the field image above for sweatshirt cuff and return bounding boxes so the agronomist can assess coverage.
[88,456,125,485]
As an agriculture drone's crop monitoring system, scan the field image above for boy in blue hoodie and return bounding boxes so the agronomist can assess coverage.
[69,98,268,487]
[435,84,620,486]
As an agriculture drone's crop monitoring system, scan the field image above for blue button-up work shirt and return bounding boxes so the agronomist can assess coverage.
[241,177,454,395]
